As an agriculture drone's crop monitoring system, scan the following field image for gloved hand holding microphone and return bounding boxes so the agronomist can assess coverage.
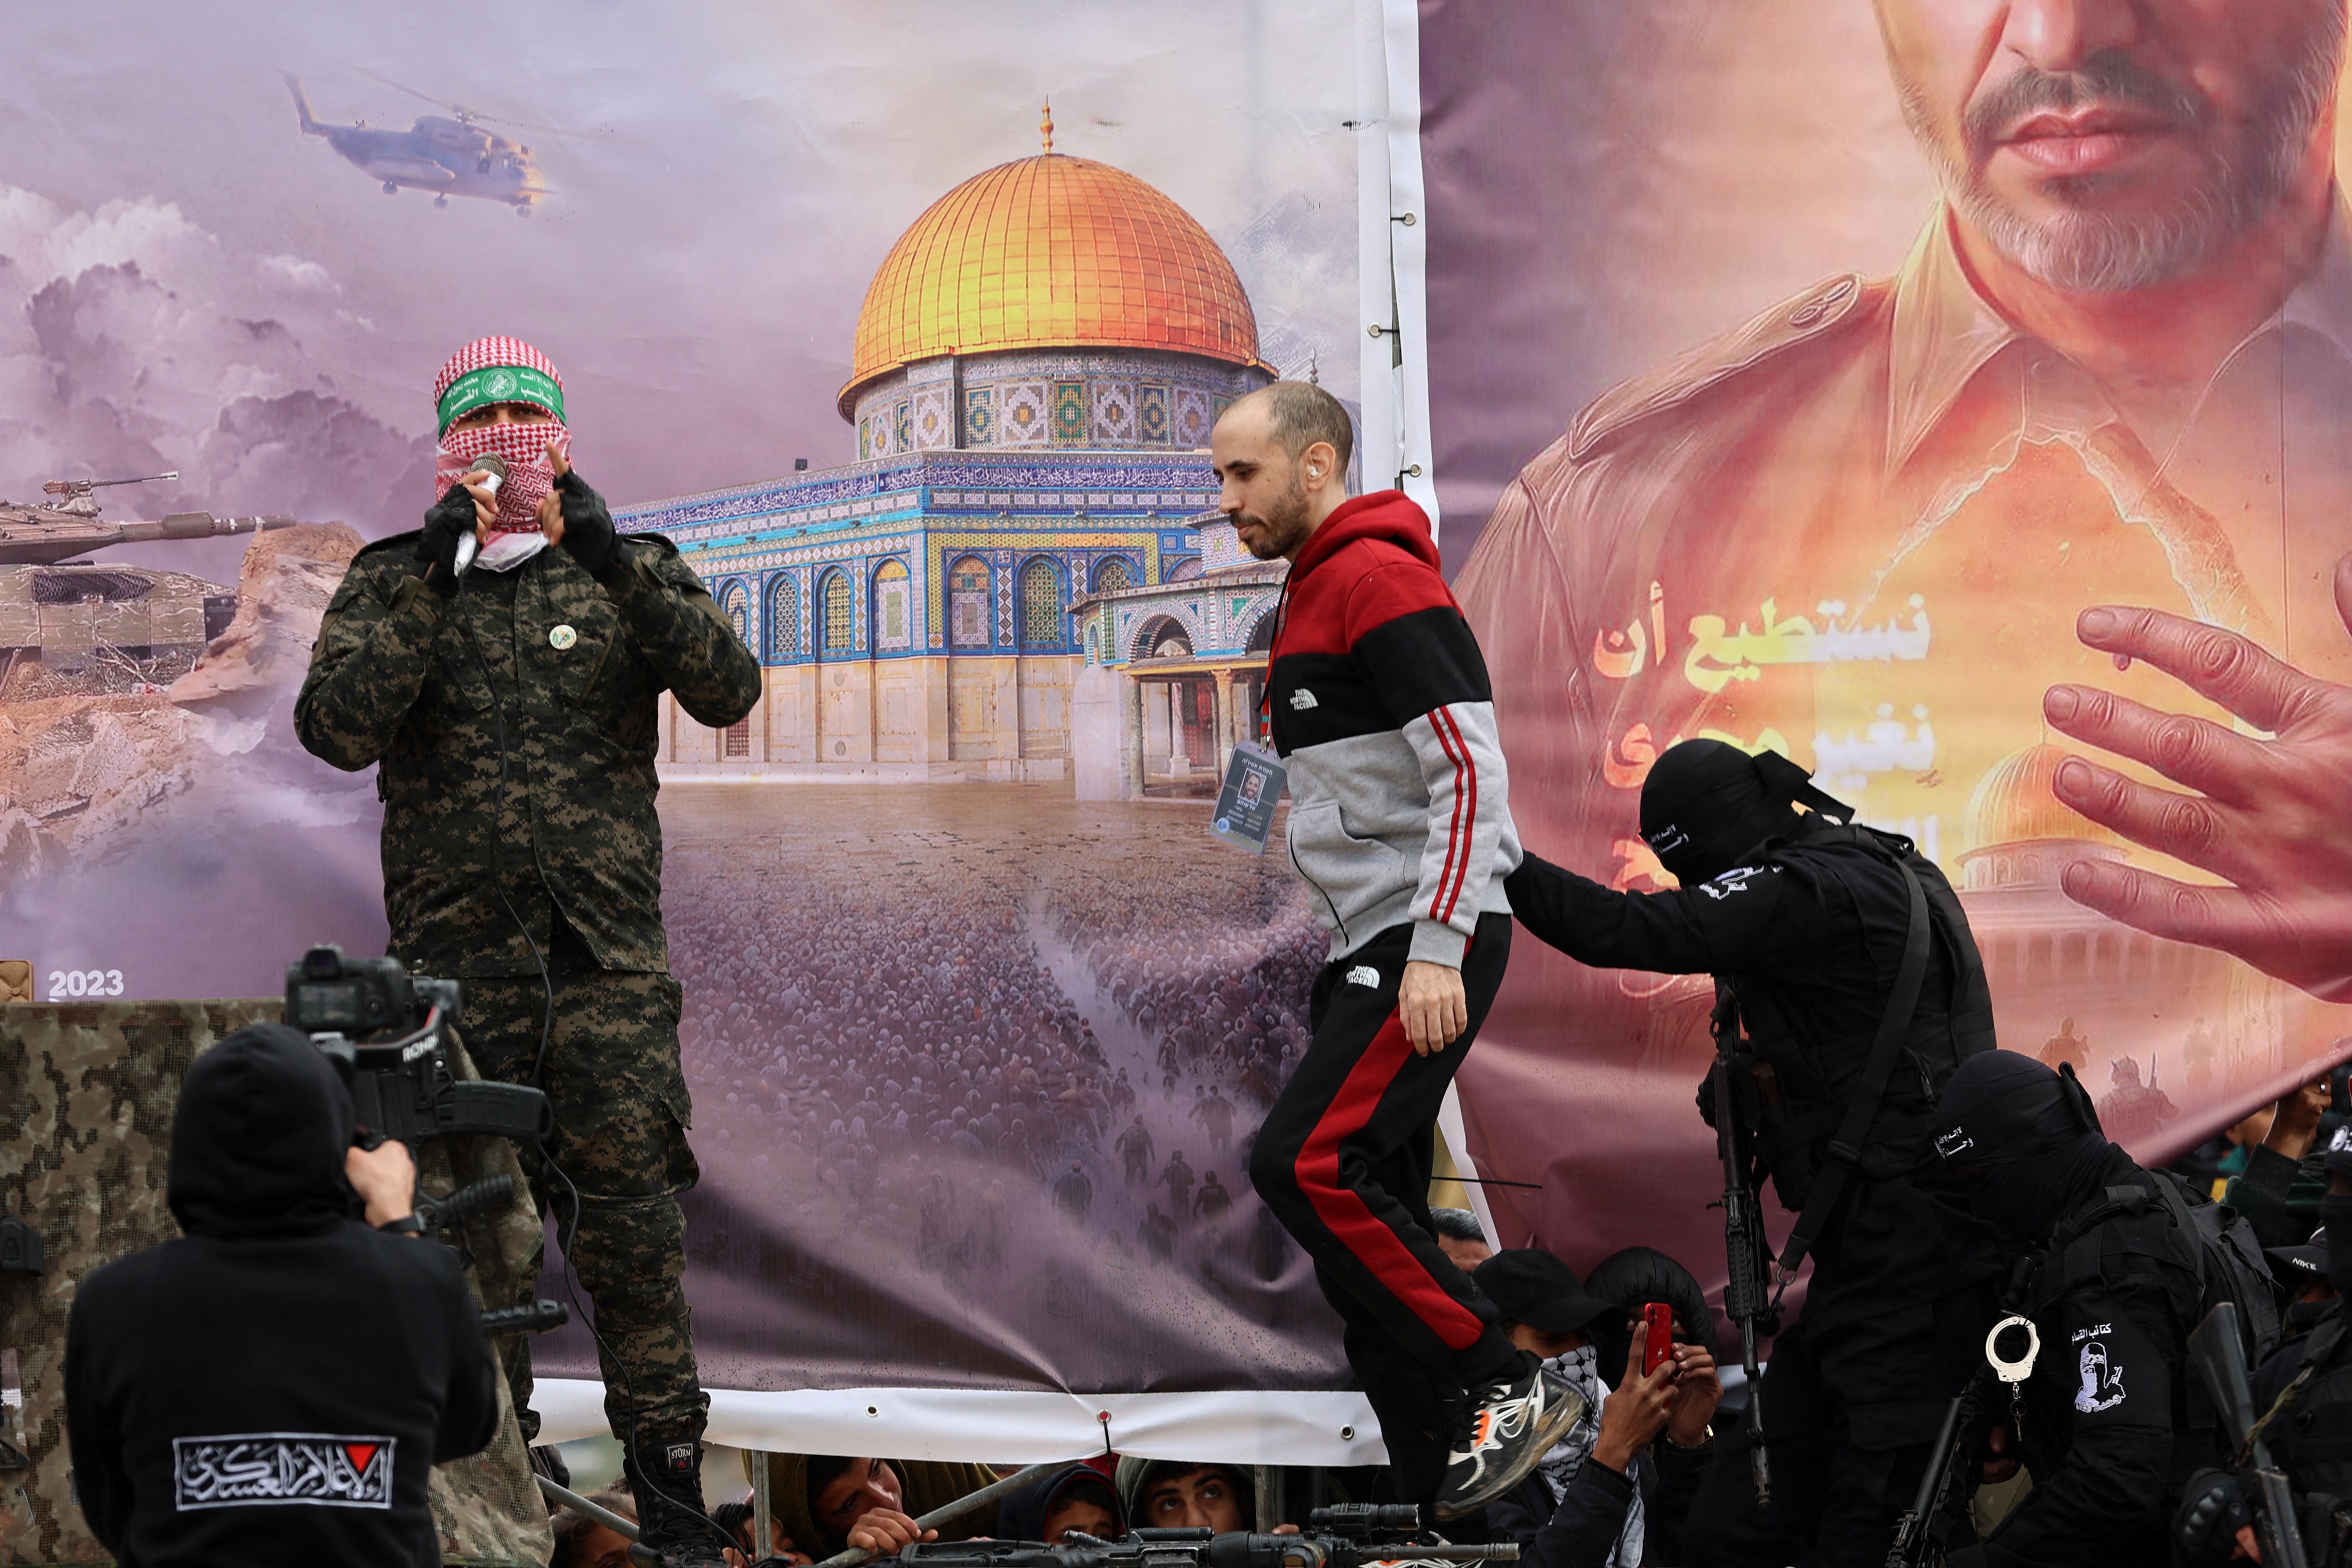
[416,455,503,595]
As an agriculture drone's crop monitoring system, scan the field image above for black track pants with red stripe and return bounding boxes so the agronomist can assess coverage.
[1250,914,1522,1423]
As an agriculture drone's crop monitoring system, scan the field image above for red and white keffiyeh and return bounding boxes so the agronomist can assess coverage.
[430,337,571,571]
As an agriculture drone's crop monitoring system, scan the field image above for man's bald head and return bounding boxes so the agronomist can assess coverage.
[1223,381,1355,477]
[1211,381,1354,561]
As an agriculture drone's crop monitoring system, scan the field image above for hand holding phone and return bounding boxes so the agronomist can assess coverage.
[1642,1301,1675,1377]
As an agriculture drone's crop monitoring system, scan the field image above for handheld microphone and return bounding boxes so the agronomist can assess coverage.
[452,453,506,579]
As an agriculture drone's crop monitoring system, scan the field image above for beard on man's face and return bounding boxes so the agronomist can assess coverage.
[1897,15,2345,294]
[1236,470,1312,560]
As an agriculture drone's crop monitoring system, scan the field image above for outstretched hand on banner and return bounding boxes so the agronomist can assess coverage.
[2041,562,2352,1003]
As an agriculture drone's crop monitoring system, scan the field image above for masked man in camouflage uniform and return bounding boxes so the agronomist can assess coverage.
[296,336,760,1567]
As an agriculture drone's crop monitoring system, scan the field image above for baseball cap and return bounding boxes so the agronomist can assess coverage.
[2267,1227,2329,1285]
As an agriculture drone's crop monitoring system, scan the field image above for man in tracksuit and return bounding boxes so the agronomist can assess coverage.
[1217,382,1579,1520]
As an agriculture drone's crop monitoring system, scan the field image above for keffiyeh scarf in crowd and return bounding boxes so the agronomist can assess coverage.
[431,335,570,572]
[1536,1345,1646,1567]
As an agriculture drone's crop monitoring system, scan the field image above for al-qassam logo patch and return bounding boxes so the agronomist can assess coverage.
[2075,1341,2126,1414]
[172,1433,395,1510]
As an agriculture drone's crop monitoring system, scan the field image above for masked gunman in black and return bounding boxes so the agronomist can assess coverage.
[2177,1143,2352,1566]
[1930,1050,2230,1568]
[1503,739,2001,1565]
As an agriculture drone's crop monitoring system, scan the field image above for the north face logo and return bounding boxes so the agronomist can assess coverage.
[172,1433,395,1510]
[1934,1128,1974,1160]
[1345,965,1380,988]
[1289,689,1319,711]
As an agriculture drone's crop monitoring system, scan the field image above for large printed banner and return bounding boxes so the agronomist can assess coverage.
[1424,2,2352,1283]
[0,0,1372,1446]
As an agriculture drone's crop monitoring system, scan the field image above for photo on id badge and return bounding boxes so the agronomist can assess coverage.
[1211,743,1286,854]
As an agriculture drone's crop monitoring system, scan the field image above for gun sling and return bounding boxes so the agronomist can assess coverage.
[1775,858,1930,1275]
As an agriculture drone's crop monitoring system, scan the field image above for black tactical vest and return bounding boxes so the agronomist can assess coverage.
[2019,1178,2220,1493]
[1718,824,1996,1212]
[2266,1316,2352,1565]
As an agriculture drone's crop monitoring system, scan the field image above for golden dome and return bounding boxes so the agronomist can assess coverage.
[841,153,1267,416]
[1960,742,2122,851]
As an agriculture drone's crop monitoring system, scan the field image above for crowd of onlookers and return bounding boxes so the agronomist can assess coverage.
[545,1450,1334,1568]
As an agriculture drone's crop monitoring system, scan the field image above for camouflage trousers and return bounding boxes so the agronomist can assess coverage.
[461,957,707,1445]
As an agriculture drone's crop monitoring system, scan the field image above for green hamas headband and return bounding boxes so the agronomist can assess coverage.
[436,363,566,436]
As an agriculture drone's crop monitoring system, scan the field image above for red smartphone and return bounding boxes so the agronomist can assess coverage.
[1641,1302,1675,1377]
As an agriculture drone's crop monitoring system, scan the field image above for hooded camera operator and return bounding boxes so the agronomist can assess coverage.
[1503,739,2003,1565]
[295,336,761,1565]
[1929,1050,2216,1568]
[2177,1143,2352,1566]
[64,1023,498,1566]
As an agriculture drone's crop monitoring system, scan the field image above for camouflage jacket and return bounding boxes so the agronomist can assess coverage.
[295,524,759,976]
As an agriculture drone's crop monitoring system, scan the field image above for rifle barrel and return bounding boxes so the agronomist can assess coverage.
[1716,1057,1773,1508]
[1400,1548,1519,1561]
[1885,1389,1970,1568]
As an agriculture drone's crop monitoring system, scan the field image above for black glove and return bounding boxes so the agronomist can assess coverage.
[416,483,477,597]
[553,469,622,578]
[2174,1468,2252,1565]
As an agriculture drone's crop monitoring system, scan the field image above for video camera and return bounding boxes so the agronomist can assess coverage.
[286,944,551,1148]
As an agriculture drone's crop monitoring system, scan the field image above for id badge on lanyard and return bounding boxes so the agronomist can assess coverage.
[1210,742,1287,855]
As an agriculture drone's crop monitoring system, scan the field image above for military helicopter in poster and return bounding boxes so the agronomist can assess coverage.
[284,71,553,214]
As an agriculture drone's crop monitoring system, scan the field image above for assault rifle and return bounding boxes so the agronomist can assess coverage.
[1885,1258,2038,1567]
[872,1509,1516,1568]
[2190,1301,2309,1568]
[1710,1018,1774,1507]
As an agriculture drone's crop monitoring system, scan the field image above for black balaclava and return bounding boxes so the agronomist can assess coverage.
[1929,1049,2116,1243]
[167,1021,358,1240]
[2322,1147,2352,1294]
[1639,740,1851,885]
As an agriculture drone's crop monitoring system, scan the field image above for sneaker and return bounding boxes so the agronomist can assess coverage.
[1433,1359,1588,1519]
[626,1435,730,1568]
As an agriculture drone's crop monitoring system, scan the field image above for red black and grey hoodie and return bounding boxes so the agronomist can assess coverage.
[1267,490,1520,967]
